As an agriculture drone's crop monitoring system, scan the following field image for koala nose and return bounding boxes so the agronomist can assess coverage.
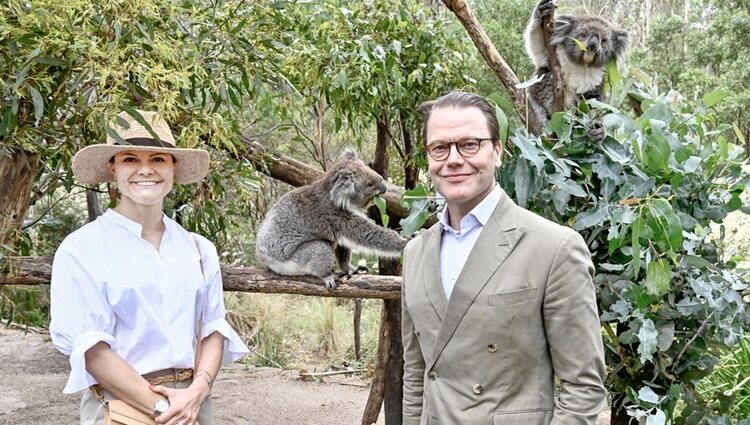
[377,181,387,194]
[587,35,599,51]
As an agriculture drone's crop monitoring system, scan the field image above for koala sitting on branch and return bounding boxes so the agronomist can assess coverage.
[524,0,628,131]
[255,149,406,289]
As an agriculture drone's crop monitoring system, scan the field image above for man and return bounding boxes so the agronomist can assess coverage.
[401,91,607,424]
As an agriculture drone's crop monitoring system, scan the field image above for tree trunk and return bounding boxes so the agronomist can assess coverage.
[610,393,629,425]
[400,111,418,190]
[0,149,38,251]
[354,298,362,360]
[439,0,545,134]
[373,112,389,176]
[542,9,565,114]
[361,113,404,425]
[382,297,403,425]
[86,189,101,222]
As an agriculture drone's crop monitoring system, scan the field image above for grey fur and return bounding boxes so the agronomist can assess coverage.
[255,149,406,289]
[524,0,628,125]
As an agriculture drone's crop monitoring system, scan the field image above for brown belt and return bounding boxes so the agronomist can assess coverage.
[143,368,194,386]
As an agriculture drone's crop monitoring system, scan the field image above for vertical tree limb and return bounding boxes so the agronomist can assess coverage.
[440,0,545,134]
[0,149,39,251]
[541,10,566,113]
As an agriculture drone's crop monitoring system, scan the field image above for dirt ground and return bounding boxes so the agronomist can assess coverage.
[0,328,611,425]
[0,328,384,425]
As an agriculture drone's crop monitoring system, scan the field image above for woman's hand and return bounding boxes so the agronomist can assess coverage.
[149,379,210,425]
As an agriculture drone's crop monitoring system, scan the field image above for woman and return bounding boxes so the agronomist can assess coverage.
[50,110,249,425]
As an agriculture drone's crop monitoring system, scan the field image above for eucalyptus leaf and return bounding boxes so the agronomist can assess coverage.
[702,89,728,108]
[372,195,388,227]
[644,259,671,297]
[637,318,659,364]
[515,73,544,89]
[638,386,661,404]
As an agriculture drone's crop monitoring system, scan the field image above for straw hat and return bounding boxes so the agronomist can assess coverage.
[72,110,210,184]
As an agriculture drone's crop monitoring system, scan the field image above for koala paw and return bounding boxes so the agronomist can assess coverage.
[337,265,369,280]
[587,119,606,141]
[535,0,556,19]
[322,275,337,289]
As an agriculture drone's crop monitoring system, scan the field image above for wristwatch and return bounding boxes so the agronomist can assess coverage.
[152,397,170,417]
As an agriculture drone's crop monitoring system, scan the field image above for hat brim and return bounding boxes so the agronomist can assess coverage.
[71,144,210,185]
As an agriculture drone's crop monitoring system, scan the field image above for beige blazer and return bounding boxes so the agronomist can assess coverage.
[402,189,607,425]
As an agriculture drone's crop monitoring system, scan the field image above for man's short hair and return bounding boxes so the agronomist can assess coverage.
[417,90,500,144]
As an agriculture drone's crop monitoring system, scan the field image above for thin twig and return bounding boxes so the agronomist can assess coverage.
[299,369,367,378]
[671,310,715,372]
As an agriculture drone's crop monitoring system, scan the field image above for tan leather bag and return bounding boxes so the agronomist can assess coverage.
[104,399,156,425]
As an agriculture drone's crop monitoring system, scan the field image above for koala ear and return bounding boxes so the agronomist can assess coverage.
[340,148,358,161]
[614,29,629,47]
[554,15,574,32]
[551,15,574,43]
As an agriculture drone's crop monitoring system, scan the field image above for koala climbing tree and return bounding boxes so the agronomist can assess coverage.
[255,149,407,289]
[524,0,628,135]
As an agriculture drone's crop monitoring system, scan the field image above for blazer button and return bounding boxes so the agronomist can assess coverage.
[428,371,437,380]
[487,343,497,353]
[472,384,483,394]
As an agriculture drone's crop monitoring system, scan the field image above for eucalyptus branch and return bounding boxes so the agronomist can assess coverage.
[602,321,634,374]
[22,189,86,231]
[671,310,716,372]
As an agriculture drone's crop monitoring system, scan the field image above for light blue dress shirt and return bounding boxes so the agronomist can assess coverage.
[439,184,502,299]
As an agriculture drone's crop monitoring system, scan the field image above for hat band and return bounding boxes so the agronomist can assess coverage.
[124,138,174,148]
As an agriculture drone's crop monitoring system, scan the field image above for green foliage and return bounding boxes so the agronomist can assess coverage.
[274,0,471,156]
[226,293,382,371]
[500,75,749,422]
[0,285,50,328]
[0,0,285,247]
[699,336,750,420]
[630,1,750,151]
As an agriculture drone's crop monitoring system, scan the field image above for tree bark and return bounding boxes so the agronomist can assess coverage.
[373,111,389,175]
[0,149,39,251]
[354,298,362,360]
[400,111,418,190]
[439,0,545,135]
[542,10,565,113]
[0,256,403,299]
[85,189,101,222]
[362,300,391,425]
[361,114,403,425]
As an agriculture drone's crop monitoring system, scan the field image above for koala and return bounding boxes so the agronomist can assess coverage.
[255,149,407,289]
[524,0,628,130]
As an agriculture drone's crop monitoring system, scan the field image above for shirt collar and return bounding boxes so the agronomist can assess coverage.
[439,184,502,231]
[101,209,168,238]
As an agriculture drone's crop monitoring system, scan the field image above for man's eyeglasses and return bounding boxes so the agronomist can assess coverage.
[426,138,494,161]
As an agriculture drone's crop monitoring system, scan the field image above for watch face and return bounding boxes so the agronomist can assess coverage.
[154,398,170,415]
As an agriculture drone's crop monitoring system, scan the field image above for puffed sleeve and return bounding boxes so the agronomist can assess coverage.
[49,241,116,393]
[194,235,249,363]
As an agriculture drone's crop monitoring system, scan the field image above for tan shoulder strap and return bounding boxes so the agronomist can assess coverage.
[192,234,204,370]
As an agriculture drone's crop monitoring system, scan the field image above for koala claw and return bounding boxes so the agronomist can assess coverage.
[587,119,606,141]
[323,275,337,289]
[536,0,556,18]
[337,265,369,280]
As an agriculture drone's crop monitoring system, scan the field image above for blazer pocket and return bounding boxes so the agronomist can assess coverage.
[488,287,536,306]
[492,409,551,425]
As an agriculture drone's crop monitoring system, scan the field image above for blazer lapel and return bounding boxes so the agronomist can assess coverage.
[427,192,526,370]
[422,225,448,320]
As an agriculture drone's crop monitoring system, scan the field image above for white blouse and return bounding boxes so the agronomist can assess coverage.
[50,209,249,393]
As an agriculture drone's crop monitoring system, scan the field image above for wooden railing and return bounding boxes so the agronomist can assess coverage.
[1,256,403,425]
